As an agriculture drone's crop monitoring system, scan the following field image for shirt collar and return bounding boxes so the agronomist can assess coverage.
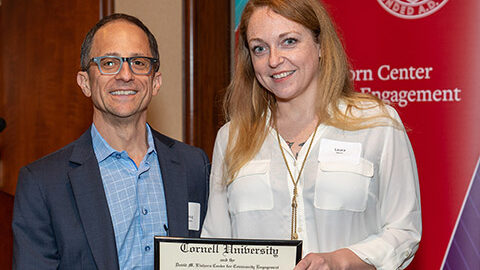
[145,124,157,155]
[91,123,157,163]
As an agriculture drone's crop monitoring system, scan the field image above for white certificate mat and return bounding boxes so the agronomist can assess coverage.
[155,237,302,270]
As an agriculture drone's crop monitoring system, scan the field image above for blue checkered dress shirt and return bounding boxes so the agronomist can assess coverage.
[91,124,168,270]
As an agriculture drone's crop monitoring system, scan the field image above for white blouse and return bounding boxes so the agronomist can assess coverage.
[201,105,422,270]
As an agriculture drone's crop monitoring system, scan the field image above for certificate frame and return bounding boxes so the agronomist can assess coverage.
[154,237,302,270]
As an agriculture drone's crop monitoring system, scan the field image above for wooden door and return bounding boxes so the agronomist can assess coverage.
[184,0,232,158]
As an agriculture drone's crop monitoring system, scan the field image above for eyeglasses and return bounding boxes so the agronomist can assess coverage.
[90,56,159,75]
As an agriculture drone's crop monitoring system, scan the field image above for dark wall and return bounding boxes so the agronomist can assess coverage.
[0,0,113,267]
[184,0,232,158]
[0,192,13,268]
[0,0,112,195]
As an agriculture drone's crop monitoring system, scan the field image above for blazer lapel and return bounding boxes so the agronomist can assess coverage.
[153,131,189,237]
[68,130,119,270]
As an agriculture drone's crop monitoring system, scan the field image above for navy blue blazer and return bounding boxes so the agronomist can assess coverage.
[12,127,210,270]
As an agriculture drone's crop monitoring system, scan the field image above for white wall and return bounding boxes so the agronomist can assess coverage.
[115,0,184,141]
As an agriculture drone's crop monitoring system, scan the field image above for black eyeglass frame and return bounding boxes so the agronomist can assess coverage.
[89,56,159,75]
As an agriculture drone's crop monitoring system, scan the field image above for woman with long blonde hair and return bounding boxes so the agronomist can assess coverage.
[202,0,421,269]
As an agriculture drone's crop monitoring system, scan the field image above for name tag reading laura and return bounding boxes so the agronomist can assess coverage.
[155,237,302,270]
[318,139,362,164]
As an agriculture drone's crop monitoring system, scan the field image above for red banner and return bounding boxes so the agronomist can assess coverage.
[320,1,480,269]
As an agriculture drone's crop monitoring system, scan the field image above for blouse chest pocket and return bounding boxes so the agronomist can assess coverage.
[227,160,273,215]
[314,158,374,212]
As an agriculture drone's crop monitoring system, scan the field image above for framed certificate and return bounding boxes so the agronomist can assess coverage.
[154,237,302,270]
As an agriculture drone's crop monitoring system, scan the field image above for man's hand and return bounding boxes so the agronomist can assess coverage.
[293,248,375,270]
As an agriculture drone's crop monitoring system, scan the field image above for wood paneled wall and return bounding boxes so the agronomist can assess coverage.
[0,0,112,267]
[0,192,13,269]
[184,0,232,158]
[0,0,113,195]
[1,0,230,266]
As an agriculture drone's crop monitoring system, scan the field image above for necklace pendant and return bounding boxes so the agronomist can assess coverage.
[277,126,318,245]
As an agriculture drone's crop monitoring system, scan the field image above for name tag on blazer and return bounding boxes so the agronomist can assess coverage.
[188,202,200,231]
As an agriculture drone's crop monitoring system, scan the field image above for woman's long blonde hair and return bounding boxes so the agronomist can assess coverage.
[224,0,397,184]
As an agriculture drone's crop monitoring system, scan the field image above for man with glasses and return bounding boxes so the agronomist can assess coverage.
[12,13,210,270]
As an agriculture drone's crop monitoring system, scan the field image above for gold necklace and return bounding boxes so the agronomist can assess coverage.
[276,126,318,240]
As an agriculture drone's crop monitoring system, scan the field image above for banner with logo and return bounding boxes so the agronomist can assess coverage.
[234,1,480,269]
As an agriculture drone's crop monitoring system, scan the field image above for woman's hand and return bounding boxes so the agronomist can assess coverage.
[294,248,375,270]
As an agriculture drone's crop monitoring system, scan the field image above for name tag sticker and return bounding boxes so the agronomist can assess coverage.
[318,139,362,164]
[188,202,201,231]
